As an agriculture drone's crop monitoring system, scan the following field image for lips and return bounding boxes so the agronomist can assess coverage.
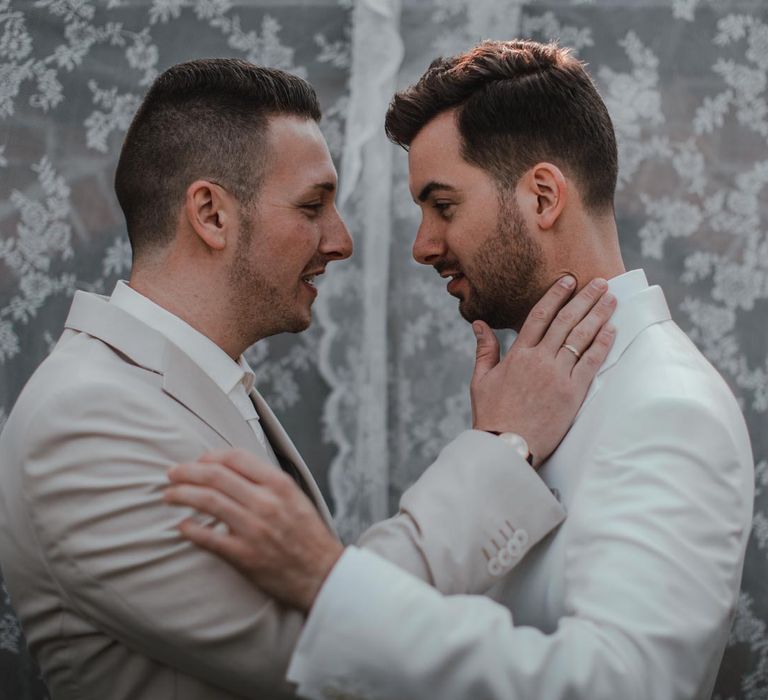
[446,272,466,295]
[436,265,465,295]
[301,269,325,287]
[300,269,324,298]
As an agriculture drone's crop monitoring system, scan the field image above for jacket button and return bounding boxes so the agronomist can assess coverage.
[514,529,529,547]
[488,557,504,576]
[506,539,522,557]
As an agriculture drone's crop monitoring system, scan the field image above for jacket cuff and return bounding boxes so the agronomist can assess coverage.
[398,429,566,594]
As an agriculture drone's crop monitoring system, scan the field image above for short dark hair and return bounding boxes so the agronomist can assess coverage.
[115,58,321,257]
[385,40,618,212]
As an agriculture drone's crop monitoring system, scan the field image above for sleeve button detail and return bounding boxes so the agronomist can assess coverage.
[488,557,504,576]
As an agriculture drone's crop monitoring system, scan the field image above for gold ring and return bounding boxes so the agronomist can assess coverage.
[562,343,581,359]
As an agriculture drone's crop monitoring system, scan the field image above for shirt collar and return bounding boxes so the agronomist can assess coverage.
[576,268,672,415]
[605,268,648,302]
[238,355,256,393]
[109,281,254,397]
[599,268,651,373]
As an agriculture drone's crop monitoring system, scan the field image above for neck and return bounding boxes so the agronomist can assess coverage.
[129,267,249,360]
[547,213,625,295]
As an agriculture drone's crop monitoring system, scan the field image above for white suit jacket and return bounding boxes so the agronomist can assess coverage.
[287,270,755,700]
[0,290,564,700]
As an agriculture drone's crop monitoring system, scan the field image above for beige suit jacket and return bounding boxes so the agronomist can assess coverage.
[0,291,564,699]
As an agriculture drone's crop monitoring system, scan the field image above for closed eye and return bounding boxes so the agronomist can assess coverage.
[433,201,455,218]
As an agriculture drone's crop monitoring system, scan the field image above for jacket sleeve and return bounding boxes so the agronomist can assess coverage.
[358,430,566,594]
[22,380,303,699]
[288,397,753,700]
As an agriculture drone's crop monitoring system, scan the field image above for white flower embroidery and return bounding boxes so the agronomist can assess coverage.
[84,80,141,153]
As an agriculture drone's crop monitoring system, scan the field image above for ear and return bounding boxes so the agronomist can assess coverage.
[183,180,234,251]
[518,162,567,231]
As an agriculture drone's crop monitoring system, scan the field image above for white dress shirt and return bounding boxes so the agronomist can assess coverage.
[110,281,277,462]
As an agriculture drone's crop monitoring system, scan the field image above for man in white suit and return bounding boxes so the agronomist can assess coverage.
[0,58,617,699]
[166,41,755,700]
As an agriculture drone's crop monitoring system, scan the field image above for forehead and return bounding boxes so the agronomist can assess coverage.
[407,110,489,197]
[262,114,337,190]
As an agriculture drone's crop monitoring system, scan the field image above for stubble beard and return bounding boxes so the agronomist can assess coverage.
[458,198,547,330]
[227,208,310,342]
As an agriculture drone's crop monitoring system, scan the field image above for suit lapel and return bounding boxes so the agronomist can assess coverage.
[250,386,337,534]
[64,291,164,373]
[64,291,269,458]
[161,343,267,456]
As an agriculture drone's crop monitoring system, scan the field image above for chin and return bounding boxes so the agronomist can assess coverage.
[287,311,312,334]
[458,297,485,325]
[459,300,522,331]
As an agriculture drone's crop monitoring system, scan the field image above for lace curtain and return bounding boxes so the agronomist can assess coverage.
[1,1,766,697]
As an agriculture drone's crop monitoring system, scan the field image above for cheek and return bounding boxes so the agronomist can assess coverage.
[449,213,496,257]
[267,221,319,266]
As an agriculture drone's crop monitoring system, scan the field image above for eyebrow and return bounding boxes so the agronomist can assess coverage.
[311,181,336,193]
[417,181,457,202]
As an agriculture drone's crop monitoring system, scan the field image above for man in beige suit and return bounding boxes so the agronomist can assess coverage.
[0,58,615,699]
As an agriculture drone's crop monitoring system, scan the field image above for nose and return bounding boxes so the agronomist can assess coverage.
[412,220,446,266]
[321,209,353,261]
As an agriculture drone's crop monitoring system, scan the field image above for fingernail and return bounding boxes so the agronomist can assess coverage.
[560,275,576,289]
[601,293,615,306]
[591,278,608,291]
[472,321,483,337]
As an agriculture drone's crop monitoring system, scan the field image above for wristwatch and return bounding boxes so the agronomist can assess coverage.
[486,431,534,466]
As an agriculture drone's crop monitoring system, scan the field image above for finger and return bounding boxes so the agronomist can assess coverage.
[570,323,616,385]
[199,449,277,485]
[197,448,248,464]
[167,461,211,484]
[539,278,609,354]
[164,484,253,533]
[558,342,583,368]
[471,321,500,386]
[556,292,616,369]
[515,275,577,347]
[167,461,272,510]
[178,519,253,565]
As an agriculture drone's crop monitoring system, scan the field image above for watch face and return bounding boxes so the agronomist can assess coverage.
[498,432,529,459]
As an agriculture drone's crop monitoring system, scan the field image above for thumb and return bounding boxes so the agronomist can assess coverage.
[471,321,500,384]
